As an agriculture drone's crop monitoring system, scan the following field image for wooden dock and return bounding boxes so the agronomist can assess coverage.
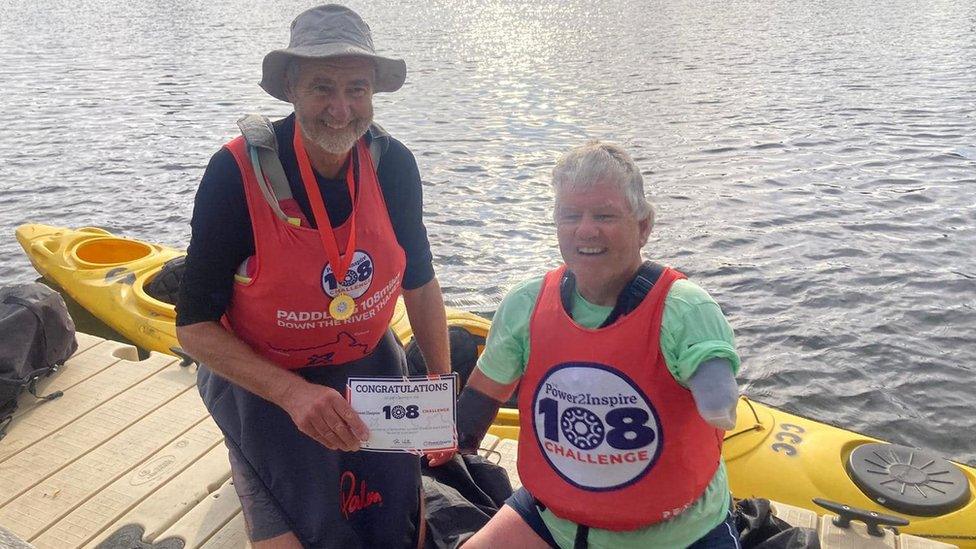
[0,334,957,548]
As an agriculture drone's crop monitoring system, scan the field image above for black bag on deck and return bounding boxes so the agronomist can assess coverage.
[736,498,821,549]
[421,454,514,549]
[0,283,78,439]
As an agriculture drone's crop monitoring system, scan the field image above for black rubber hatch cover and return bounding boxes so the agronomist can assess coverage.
[847,442,970,516]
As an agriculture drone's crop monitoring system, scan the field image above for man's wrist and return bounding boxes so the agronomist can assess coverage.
[269,371,305,405]
[426,364,451,376]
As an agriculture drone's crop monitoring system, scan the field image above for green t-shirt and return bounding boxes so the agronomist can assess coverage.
[477,275,740,548]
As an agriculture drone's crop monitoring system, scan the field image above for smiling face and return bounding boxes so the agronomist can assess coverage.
[286,57,375,155]
[555,181,652,306]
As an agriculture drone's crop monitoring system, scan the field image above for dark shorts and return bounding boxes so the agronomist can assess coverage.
[226,437,291,542]
[201,330,421,548]
[505,487,739,548]
[686,511,740,549]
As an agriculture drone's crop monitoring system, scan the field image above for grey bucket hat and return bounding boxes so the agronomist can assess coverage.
[260,4,406,102]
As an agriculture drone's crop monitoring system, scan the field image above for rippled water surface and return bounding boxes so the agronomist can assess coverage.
[1,1,974,464]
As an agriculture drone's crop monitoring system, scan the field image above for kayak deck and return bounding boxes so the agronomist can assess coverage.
[0,333,959,548]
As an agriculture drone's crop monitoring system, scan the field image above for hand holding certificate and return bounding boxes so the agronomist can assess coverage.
[347,374,458,453]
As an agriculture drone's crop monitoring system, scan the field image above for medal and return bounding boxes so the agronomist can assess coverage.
[329,293,357,320]
[294,121,362,308]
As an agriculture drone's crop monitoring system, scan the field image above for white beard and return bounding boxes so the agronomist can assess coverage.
[300,115,372,154]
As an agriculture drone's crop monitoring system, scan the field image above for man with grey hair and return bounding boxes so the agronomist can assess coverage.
[176,4,449,547]
[434,142,741,547]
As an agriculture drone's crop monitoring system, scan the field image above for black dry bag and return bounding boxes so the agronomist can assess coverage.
[0,283,78,439]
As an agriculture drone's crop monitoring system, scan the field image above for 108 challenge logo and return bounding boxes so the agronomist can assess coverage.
[321,251,374,299]
[533,363,662,490]
[382,405,420,419]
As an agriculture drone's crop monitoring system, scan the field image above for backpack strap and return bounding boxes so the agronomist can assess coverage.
[601,261,665,327]
[559,261,666,328]
[574,524,590,549]
[237,114,298,225]
[368,122,390,172]
[236,115,389,226]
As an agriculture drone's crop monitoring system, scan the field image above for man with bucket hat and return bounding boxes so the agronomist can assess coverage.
[176,4,450,547]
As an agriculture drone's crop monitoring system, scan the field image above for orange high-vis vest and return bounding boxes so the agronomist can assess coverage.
[221,135,405,369]
[517,265,722,530]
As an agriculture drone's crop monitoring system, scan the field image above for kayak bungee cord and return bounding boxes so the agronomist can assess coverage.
[723,397,765,442]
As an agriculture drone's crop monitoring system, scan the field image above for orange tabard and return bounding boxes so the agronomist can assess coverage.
[517,265,723,530]
[220,135,405,369]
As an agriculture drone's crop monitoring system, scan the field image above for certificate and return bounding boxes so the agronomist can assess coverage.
[347,374,458,453]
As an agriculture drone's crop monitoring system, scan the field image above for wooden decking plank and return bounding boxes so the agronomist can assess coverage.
[81,444,232,549]
[0,363,198,507]
[155,478,241,548]
[0,524,34,549]
[1,351,178,464]
[769,500,819,529]
[493,438,520,489]
[480,434,500,452]
[25,338,140,408]
[71,332,104,355]
[0,389,208,539]
[30,418,224,548]
[478,434,502,466]
[198,511,248,549]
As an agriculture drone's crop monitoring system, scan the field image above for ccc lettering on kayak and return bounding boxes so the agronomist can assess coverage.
[770,423,805,457]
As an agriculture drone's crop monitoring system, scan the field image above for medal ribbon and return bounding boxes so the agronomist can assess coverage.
[293,121,358,284]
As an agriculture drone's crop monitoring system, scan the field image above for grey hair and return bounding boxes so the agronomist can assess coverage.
[551,141,654,226]
[285,60,302,98]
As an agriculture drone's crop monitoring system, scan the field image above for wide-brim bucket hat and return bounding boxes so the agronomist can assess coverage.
[260,4,406,102]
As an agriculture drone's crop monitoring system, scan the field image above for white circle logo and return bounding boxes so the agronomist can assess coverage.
[532,363,662,491]
[321,251,374,299]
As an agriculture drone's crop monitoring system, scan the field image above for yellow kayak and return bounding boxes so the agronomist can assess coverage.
[16,223,976,545]
[14,223,484,355]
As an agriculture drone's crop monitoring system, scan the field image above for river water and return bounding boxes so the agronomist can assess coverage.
[1,0,974,464]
